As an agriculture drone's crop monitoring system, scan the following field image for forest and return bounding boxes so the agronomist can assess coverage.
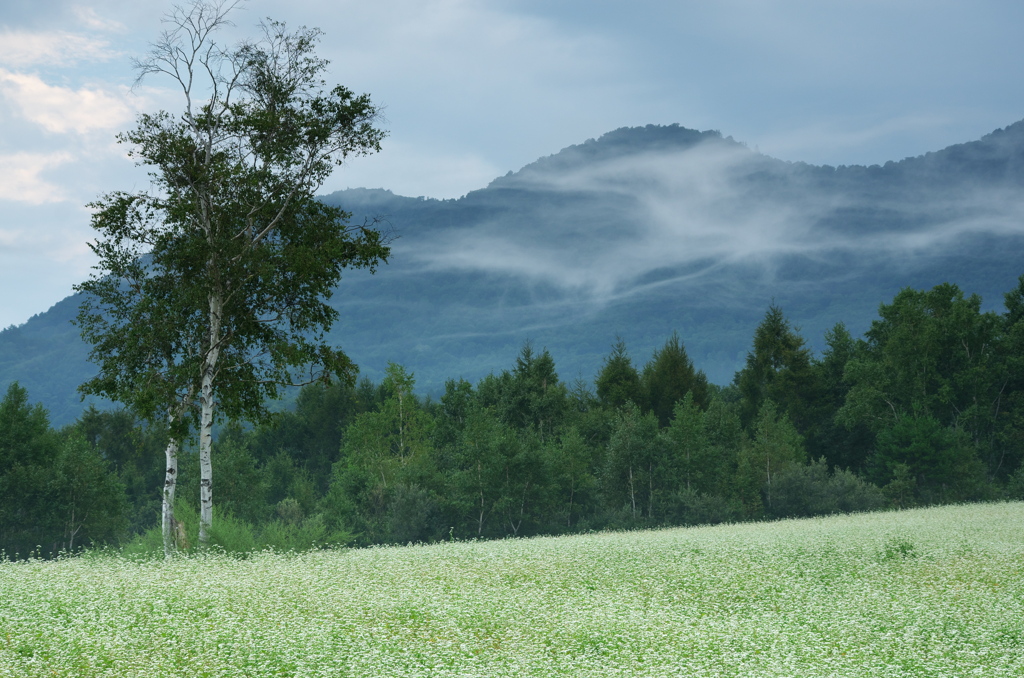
[2,275,1023,558]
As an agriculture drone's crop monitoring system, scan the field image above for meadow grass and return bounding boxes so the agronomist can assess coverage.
[2,502,1022,677]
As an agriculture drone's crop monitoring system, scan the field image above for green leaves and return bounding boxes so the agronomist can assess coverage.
[74,2,389,430]
[0,385,129,556]
[847,283,1001,428]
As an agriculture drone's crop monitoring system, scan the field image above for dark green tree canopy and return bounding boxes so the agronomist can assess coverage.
[840,284,1001,431]
[736,303,816,429]
[75,11,389,427]
[0,382,56,470]
[595,338,643,410]
[0,384,128,557]
[479,343,568,440]
[641,331,709,426]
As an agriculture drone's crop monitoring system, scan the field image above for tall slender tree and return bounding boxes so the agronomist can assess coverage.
[74,0,388,550]
[998,275,1024,479]
[605,403,664,522]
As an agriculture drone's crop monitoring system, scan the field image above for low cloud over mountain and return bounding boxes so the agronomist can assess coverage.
[4,121,1024,423]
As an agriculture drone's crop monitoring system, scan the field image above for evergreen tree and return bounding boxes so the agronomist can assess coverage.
[248,379,366,491]
[872,414,987,503]
[549,428,600,530]
[595,338,643,410]
[0,383,58,469]
[839,283,1003,484]
[699,396,745,498]
[642,332,709,426]
[996,275,1024,481]
[433,378,476,451]
[0,385,128,557]
[841,284,1000,430]
[73,407,165,533]
[804,323,874,472]
[48,434,130,552]
[735,303,817,431]
[447,408,508,537]
[662,392,710,494]
[482,343,568,441]
[0,383,59,556]
[493,431,550,537]
[328,365,436,542]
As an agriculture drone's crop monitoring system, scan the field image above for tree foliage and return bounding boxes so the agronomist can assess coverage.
[642,332,709,426]
[595,338,643,410]
[8,274,1024,558]
[736,303,816,429]
[73,0,388,549]
[0,384,128,557]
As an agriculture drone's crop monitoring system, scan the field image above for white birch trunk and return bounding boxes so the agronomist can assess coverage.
[477,461,486,536]
[198,291,223,546]
[162,435,179,558]
[628,464,637,521]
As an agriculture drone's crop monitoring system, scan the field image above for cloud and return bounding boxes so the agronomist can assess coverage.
[758,114,959,166]
[0,229,23,248]
[329,138,503,200]
[408,141,820,295]
[0,29,115,67]
[72,5,127,33]
[0,69,134,134]
[0,152,75,204]
[399,135,1024,307]
[295,0,632,184]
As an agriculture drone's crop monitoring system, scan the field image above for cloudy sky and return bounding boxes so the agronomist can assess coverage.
[1,0,1023,329]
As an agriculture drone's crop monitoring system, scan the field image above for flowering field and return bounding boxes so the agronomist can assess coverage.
[2,503,1023,677]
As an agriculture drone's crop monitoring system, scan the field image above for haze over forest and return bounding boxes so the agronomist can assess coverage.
[2,119,1023,425]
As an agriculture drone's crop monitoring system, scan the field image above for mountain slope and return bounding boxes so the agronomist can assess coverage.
[3,121,1023,425]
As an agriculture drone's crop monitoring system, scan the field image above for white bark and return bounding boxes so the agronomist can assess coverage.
[477,461,486,536]
[161,389,196,557]
[198,291,223,546]
[162,435,179,558]
[628,464,637,521]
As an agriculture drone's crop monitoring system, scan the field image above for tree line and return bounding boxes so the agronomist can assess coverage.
[40,0,1023,559]
[3,276,1023,557]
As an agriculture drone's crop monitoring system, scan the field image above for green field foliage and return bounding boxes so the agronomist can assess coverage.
[2,502,1022,677]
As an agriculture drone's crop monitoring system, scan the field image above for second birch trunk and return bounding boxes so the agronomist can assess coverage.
[198,291,223,546]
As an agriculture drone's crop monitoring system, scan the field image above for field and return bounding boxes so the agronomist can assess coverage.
[1,503,1023,677]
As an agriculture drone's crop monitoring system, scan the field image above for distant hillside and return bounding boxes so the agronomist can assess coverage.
[3,121,1023,425]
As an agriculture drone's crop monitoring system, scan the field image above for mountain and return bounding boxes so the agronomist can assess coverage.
[3,121,1024,425]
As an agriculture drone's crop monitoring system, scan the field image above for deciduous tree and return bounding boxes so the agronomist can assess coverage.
[74,0,388,551]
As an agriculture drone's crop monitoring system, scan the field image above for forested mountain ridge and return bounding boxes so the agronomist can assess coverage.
[2,120,1024,425]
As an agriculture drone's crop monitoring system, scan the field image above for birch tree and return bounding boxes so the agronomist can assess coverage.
[75,0,388,551]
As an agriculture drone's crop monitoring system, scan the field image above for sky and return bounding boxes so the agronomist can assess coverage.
[1,0,1023,330]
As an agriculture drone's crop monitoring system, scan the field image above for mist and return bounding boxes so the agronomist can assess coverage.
[394,128,1024,316]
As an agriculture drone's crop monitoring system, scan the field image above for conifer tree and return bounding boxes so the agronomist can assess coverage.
[736,303,816,430]
[642,332,709,426]
[595,338,643,410]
